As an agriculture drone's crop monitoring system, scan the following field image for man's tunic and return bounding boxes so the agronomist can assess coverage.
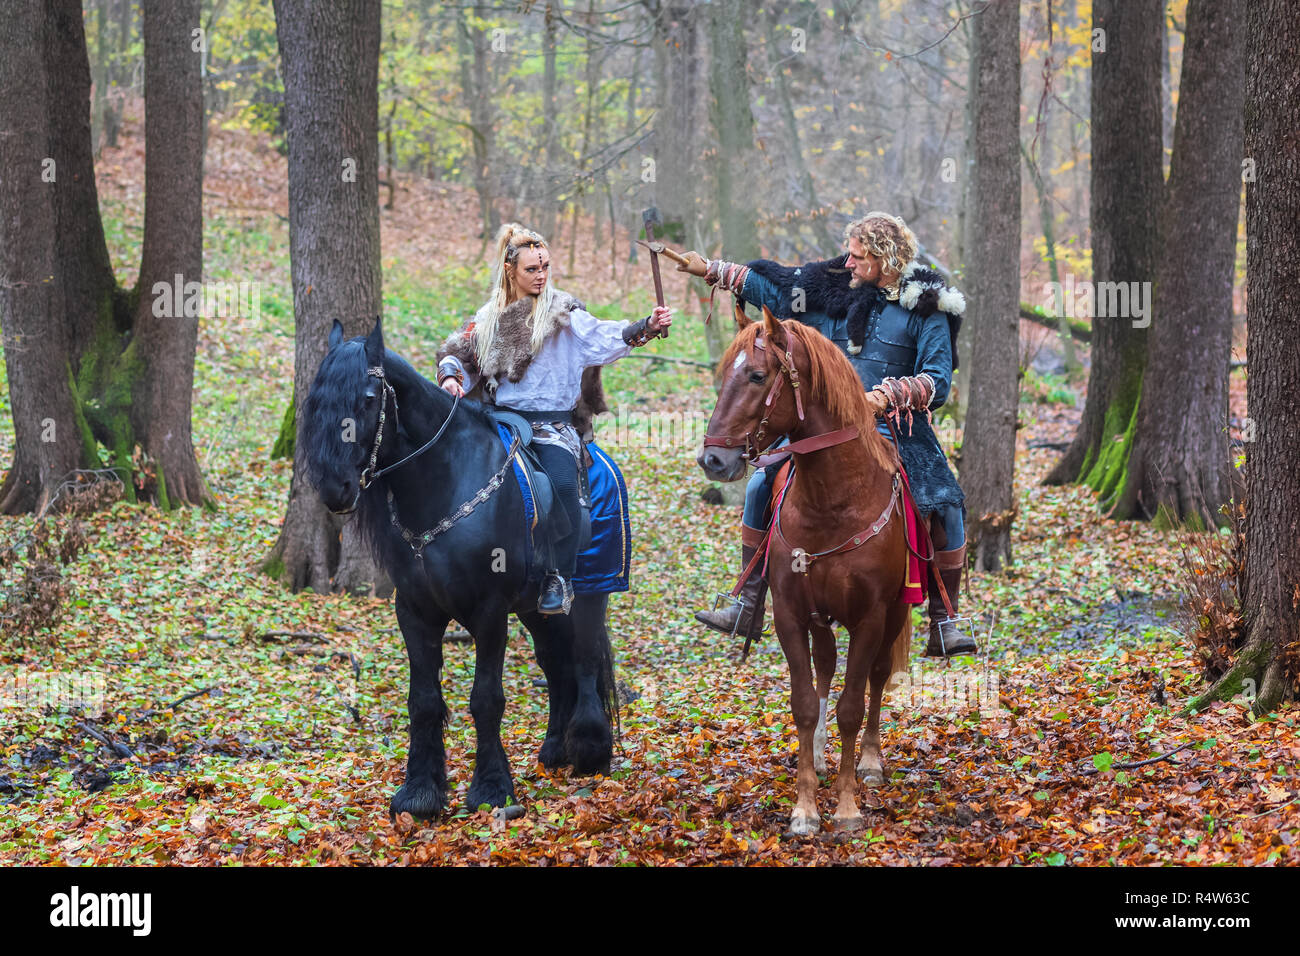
[738,257,965,514]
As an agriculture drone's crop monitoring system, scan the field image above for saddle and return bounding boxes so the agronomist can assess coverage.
[488,408,591,575]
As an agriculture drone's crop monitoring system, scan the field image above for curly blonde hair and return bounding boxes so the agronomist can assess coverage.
[476,222,556,365]
[843,212,917,298]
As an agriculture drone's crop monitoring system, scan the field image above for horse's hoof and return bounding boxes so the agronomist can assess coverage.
[813,757,828,776]
[466,777,517,812]
[390,782,448,822]
[565,728,613,777]
[787,808,820,836]
[537,735,568,771]
[858,766,885,787]
[833,813,864,832]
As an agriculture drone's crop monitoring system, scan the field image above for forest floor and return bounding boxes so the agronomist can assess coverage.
[0,118,1293,866]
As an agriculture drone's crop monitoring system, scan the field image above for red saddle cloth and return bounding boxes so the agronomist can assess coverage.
[899,468,927,605]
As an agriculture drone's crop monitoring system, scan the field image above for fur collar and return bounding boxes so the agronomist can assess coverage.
[437,288,608,438]
[744,254,965,368]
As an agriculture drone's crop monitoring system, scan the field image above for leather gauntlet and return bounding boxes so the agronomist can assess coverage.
[704,259,750,296]
[622,316,661,347]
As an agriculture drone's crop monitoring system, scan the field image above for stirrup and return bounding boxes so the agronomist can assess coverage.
[539,574,574,616]
[928,614,978,656]
[710,591,750,637]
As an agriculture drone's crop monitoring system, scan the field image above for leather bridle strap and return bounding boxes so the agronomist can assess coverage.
[359,367,461,489]
[751,427,858,467]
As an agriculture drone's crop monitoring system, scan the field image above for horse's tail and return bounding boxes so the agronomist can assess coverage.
[884,611,912,694]
[595,618,621,748]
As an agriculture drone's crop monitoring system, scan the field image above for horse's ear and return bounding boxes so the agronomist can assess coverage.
[364,315,384,367]
[733,301,753,330]
[328,319,344,350]
[761,304,786,347]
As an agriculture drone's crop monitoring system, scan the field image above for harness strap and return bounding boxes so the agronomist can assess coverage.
[751,427,858,467]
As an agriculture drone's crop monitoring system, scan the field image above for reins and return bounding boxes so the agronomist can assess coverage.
[358,366,461,489]
[353,364,516,559]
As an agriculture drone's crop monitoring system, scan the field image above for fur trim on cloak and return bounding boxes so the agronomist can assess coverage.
[437,289,609,439]
[743,255,965,367]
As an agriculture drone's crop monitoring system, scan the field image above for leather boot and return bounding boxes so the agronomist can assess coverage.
[539,571,574,615]
[924,545,976,657]
[694,525,768,640]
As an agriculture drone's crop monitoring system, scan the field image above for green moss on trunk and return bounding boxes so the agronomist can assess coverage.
[72,292,143,502]
[1081,374,1142,511]
[271,397,296,460]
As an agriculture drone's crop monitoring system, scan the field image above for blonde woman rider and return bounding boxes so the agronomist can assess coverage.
[437,223,672,614]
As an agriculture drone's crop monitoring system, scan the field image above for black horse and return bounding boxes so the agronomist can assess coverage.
[301,317,617,818]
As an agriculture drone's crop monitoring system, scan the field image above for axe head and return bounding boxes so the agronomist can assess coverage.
[641,206,662,235]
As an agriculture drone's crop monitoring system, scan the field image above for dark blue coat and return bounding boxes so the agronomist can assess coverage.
[740,263,964,514]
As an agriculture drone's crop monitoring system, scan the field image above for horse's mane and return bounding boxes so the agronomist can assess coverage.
[718,320,897,473]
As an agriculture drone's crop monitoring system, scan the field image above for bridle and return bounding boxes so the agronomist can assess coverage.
[702,333,807,463]
[346,364,517,559]
[703,331,861,465]
[357,366,460,491]
[336,365,459,514]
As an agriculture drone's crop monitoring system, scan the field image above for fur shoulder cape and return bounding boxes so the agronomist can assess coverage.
[437,289,609,439]
[743,255,966,368]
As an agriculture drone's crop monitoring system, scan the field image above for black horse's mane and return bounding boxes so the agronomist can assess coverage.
[302,336,498,573]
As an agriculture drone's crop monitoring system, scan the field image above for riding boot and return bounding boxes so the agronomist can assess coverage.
[693,524,769,640]
[924,545,977,657]
[539,571,574,615]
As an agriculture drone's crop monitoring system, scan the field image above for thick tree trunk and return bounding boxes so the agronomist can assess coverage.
[266,0,391,597]
[0,0,90,514]
[133,0,212,510]
[1112,0,1244,528]
[647,0,701,244]
[1188,0,1300,716]
[960,0,1021,573]
[456,8,497,241]
[1044,0,1162,497]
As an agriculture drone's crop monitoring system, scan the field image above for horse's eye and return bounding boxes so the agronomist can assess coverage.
[748,371,767,385]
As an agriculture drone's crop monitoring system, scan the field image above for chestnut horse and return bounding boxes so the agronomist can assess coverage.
[698,306,912,834]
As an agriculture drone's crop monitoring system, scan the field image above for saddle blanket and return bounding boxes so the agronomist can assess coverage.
[495,425,631,594]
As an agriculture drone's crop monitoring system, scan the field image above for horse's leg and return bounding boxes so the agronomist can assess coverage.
[775,604,820,835]
[566,591,615,776]
[832,616,878,831]
[810,621,836,776]
[465,603,516,810]
[519,606,576,770]
[389,594,451,821]
[858,606,908,784]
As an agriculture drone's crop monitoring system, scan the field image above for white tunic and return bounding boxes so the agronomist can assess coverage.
[442,307,632,411]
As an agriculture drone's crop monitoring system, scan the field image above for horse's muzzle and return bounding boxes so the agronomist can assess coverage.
[698,447,747,482]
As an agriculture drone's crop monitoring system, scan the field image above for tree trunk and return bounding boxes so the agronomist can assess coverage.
[960,0,1021,573]
[1187,0,1299,716]
[0,0,89,514]
[1110,0,1244,528]
[534,2,560,241]
[647,0,701,244]
[133,0,213,510]
[1043,0,1163,497]
[265,0,390,597]
[456,8,497,241]
[2,0,213,515]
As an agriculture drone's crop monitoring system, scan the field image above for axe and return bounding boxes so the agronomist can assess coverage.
[636,206,673,340]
